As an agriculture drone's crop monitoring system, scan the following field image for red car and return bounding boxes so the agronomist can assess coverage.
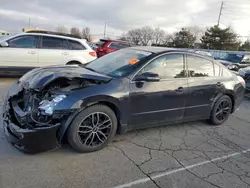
[95,39,134,57]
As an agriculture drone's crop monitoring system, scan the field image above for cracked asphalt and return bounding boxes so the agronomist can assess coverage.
[1,78,250,188]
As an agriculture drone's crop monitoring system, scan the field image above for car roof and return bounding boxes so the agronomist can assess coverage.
[3,32,87,43]
[100,39,132,43]
[128,46,215,60]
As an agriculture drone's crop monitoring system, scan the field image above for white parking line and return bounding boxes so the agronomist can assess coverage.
[113,149,250,188]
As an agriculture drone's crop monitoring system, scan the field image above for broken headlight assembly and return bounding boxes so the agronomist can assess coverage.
[39,95,66,115]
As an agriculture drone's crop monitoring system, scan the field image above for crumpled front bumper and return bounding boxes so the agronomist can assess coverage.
[2,83,60,153]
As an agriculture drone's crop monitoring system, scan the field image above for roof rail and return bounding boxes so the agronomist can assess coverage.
[25,30,82,39]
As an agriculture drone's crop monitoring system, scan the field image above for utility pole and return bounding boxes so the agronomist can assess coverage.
[217,1,224,27]
[104,22,107,39]
[28,18,31,28]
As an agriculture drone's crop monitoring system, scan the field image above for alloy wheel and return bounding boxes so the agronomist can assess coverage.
[77,112,112,148]
[215,100,230,122]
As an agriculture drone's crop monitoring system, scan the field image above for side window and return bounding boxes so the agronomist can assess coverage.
[68,40,86,50]
[109,42,119,49]
[214,63,221,76]
[139,54,185,79]
[242,55,250,64]
[8,36,37,48]
[42,36,65,49]
[109,42,128,49]
[187,55,214,77]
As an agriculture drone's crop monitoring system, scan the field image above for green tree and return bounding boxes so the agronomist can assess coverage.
[239,40,250,51]
[172,28,196,48]
[201,25,240,50]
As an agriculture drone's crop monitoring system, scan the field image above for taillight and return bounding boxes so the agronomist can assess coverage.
[237,75,246,88]
[89,51,97,57]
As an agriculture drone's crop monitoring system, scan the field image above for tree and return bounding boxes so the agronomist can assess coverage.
[140,26,154,46]
[56,25,68,33]
[187,26,205,42]
[70,27,81,38]
[201,25,240,50]
[172,28,196,48]
[126,29,142,45]
[152,27,166,45]
[82,27,92,41]
[239,40,250,51]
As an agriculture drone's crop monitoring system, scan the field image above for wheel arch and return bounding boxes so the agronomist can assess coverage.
[66,60,82,65]
[57,96,127,143]
[211,91,235,114]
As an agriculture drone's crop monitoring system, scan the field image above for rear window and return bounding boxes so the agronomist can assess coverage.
[109,42,130,49]
[96,41,106,47]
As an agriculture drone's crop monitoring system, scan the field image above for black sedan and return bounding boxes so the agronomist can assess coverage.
[3,47,246,153]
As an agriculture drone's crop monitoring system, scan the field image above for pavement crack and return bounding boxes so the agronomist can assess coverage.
[114,145,162,188]
[169,151,222,188]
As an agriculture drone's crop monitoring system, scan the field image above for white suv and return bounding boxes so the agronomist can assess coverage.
[0,31,97,75]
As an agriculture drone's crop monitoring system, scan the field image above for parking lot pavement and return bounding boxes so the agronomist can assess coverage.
[1,78,250,188]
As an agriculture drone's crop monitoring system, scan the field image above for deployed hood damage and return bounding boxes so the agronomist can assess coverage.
[6,66,112,128]
[19,65,112,90]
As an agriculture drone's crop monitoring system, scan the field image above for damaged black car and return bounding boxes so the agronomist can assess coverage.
[3,47,245,153]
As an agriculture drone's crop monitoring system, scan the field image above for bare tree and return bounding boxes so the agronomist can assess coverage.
[153,27,166,45]
[126,29,142,45]
[186,26,205,43]
[82,27,92,41]
[56,25,68,33]
[70,27,81,37]
[140,26,154,46]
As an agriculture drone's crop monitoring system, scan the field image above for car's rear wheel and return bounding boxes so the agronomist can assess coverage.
[68,105,117,153]
[210,95,232,125]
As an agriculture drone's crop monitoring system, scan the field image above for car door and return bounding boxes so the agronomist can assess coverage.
[2,35,38,68]
[185,54,219,119]
[129,53,188,127]
[38,36,69,66]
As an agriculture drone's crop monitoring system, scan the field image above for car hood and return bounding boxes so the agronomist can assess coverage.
[219,60,233,66]
[19,65,112,90]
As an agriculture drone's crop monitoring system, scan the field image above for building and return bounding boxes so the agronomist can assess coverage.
[22,28,42,32]
[0,30,10,37]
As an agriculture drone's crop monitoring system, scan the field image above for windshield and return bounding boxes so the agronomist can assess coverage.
[219,53,243,63]
[85,48,153,77]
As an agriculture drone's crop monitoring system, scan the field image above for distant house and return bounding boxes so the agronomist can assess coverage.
[0,30,10,37]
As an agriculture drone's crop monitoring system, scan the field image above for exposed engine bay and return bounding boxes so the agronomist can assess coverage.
[8,77,103,129]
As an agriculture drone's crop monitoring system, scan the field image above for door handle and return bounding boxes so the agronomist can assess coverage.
[61,52,69,55]
[175,87,184,92]
[28,51,36,55]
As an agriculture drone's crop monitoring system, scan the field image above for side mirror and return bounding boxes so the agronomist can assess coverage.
[228,64,239,71]
[0,41,9,47]
[134,72,160,82]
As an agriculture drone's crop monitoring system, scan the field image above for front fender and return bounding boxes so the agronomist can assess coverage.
[57,95,127,143]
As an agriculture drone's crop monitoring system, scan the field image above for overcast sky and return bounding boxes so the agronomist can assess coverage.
[1,0,250,40]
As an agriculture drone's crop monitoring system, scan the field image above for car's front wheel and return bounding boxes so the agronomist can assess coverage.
[209,95,232,125]
[68,105,117,153]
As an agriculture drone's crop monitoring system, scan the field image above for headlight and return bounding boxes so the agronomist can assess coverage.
[39,95,66,115]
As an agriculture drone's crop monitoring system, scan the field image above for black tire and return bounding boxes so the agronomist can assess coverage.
[68,105,117,153]
[209,95,232,126]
